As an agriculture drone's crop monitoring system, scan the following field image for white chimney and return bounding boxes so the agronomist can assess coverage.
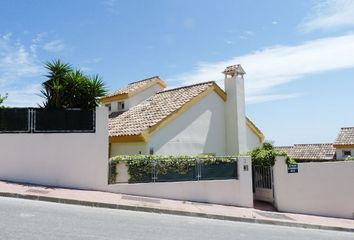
[223,64,248,155]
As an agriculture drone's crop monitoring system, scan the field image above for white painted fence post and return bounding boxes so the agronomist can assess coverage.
[272,156,287,210]
[237,156,253,208]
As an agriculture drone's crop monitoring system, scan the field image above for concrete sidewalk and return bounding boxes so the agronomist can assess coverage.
[0,180,353,233]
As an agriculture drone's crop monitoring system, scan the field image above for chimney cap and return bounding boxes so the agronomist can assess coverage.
[222,64,246,77]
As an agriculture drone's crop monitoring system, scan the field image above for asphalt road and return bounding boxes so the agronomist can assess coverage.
[0,197,352,240]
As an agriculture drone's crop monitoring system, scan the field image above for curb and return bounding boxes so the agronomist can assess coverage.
[0,192,353,233]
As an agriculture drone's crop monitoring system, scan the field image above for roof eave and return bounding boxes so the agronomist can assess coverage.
[333,144,354,148]
[101,93,129,103]
[109,133,149,143]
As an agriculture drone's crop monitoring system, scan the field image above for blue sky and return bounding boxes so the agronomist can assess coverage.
[1,0,354,145]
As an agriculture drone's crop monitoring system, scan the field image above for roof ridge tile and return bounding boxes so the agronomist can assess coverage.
[158,81,214,94]
[128,76,160,85]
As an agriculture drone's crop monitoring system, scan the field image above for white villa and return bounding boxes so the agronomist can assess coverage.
[102,65,264,157]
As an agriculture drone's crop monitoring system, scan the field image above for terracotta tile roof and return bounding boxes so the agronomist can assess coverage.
[334,127,354,146]
[276,146,293,154]
[104,76,165,98]
[109,81,215,137]
[276,144,336,161]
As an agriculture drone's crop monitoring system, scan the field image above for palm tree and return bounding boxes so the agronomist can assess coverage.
[41,59,72,108]
[40,59,107,109]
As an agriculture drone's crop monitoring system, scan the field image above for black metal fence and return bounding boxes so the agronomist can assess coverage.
[109,157,238,184]
[253,165,273,190]
[0,108,29,133]
[0,108,95,133]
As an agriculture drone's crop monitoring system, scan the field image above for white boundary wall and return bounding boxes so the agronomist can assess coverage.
[273,156,354,219]
[107,157,253,207]
[0,107,108,190]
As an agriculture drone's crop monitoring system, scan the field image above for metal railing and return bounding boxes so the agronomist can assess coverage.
[0,108,95,133]
[253,165,273,189]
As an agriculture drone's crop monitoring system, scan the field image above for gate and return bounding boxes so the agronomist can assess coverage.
[253,165,274,203]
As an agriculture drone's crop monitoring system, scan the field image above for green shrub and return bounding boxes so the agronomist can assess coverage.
[345,156,354,161]
[248,142,294,167]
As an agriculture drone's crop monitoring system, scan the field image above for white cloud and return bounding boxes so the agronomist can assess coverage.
[225,40,234,45]
[43,39,65,52]
[101,0,120,15]
[102,0,116,7]
[5,84,42,107]
[84,57,103,64]
[0,33,69,107]
[0,33,41,85]
[183,18,196,30]
[300,0,354,32]
[247,93,303,104]
[238,30,254,40]
[0,33,43,107]
[168,33,354,104]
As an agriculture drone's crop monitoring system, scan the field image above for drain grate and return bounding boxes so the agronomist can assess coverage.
[121,195,160,204]
[255,211,295,221]
[26,189,50,194]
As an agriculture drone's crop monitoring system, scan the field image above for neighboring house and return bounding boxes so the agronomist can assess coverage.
[102,76,166,114]
[101,65,264,157]
[278,127,354,162]
[333,127,354,159]
[277,144,336,162]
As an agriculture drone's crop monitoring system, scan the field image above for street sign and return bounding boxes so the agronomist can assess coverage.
[288,164,298,173]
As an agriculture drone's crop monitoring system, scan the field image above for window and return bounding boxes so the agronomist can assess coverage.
[105,103,111,111]
[118,101,125,111]
[343,150,351,157]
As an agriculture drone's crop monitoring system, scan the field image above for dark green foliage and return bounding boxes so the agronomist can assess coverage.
[0,93,7,107]
[40,59,107,109]
[249,142,294,167]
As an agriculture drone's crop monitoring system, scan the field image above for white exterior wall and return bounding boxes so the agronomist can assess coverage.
[273,156,354,219]
[246,127,261,151]
[0,107,108,190]
[336,148,354,160]
[109,101,119,114]
[148,91,226,156]
[107,157,253,207]
[111,142,147,156]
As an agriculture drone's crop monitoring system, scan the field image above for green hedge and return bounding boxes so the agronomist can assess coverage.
[109,155,237,183]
